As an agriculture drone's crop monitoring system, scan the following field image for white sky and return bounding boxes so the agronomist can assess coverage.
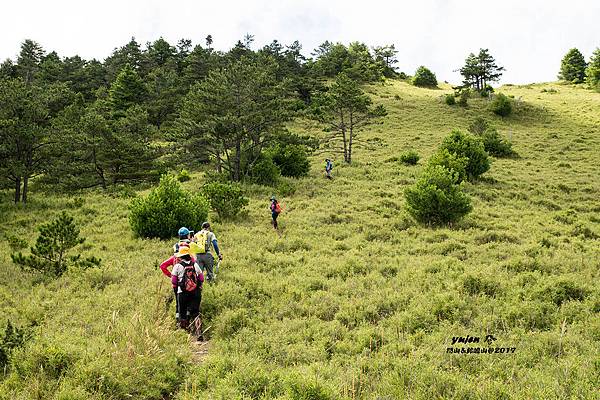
[1,0,599,84]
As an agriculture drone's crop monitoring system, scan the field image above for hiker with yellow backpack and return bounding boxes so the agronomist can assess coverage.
[192,222,222,282]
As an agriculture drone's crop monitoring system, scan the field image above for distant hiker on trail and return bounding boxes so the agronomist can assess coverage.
[171,246,204,340]
[325,158,333,179]
[270,196,282,230]
[192,222,222,283]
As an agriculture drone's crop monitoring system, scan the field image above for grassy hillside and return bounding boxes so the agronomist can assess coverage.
[1,81,599,399]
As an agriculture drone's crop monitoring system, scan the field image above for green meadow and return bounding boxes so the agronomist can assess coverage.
[1,80,599,399]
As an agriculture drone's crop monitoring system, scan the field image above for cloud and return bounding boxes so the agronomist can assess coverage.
[1,0,599,84]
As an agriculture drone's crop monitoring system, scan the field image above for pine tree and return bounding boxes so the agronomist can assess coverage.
[106,105,157,184]
[109,63,146,114]
[182,45,212,88]
[16,39,45,84]
[478,49,505,89]
[559,48,587,83]
[38,51,64,83]
[314,73,386,163]
[47,97,158,189]
[145,61,184,127]
[459,53,481,90]
[0,79,72,203]
[0,59,17,79]
[458,49,504,91]
[11,212,100,277]
[373,44,399,77]
[142,37,176,74]
[176,56,293,181]
[585,48,600,89]
[104,37,143,82]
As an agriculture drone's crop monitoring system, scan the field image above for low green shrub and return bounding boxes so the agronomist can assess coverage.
[0,321,28,370]
[445,94,456,105]
[467,116,490,135]
[457,89,470,107]
[412,66,438,87]
[536,279,589,306]
[249,154,281,186]
[176,169,191,182]
[202,181,249,220]
[399,150,420,165]
[276,179,297,197]
[480,128,515,157]
[286,373,334,400]
[129,175,209,239]
[268,144,310,178]
[490,93,513,116]
[3,233,27,251]
[439,129,490,180]
[427,148,468,183]
[404,165,472,225]
[462,275,501,297]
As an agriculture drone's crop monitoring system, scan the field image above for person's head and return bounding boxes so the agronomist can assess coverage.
[178,227,191,240]
[175,245,192,262]
[270,195,276,202]
[201,221,210,231]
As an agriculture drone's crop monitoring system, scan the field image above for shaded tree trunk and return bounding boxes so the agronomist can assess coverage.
[216,153,222,173]
[22,176,29,204]
[347,111,354,164]
[14,177,21,204]
[233,140,241,181]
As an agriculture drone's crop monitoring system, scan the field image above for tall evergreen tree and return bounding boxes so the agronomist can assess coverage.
[459,49,504,91]
[104,37,142,82]
[38,51,64,83]
[145,60,184,127]
[585,48,600,89]
[459,53,481,90]
[182,45,212,87]
[559,48,587,83]
[0,79,72,203]
[477,49,505,89]
[47,96,158,189]
[313,73,386,163]
[109,63,146,114]
[142,37,176,75]
[176,56,293,181]
[373,44,399,77]
[0,59,17,79]
[16,39,45,84]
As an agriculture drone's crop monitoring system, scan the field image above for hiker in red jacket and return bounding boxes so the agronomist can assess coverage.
[171,246,204,340]
[159,242,198,322]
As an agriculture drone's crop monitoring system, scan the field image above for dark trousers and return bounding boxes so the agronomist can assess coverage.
[177,289,201,324]
[272,212,279,229]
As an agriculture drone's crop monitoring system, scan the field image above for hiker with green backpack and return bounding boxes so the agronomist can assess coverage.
[192,222,222,282]
[171,245,204,340]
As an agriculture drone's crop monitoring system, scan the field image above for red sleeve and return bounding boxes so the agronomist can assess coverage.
[160,256,175,277]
